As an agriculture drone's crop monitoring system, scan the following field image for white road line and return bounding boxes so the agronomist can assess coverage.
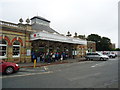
[78,61,94,64]
[91,64,99,67]
[44,66,48,71]
[0,71,53,79]
[91,62,106,68]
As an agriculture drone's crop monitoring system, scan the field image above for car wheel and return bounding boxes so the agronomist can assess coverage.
[87,58,91,61]
[113,56,115,58]
[5,67,14,74]
[109,56,112,58]
[100,58,104,61]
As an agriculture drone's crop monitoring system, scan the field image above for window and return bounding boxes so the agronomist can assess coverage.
[87,53,92,55]
[95,53,99,55]
[0,40,7,57]
[13,41,20,57]
[91,53,96,55]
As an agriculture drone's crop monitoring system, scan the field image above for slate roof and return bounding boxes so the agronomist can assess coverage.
[32,23,59,34]
[31,16,50,23]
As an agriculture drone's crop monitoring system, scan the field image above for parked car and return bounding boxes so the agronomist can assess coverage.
[102,51,117,58]
[0,60,20,74]
[107,52,117,58]
[85,52,109,61]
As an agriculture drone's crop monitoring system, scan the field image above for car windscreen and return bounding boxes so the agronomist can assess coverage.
[86,53,92,55]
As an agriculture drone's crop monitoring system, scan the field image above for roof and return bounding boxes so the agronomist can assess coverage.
[32,23,59,34]
[87,41,96,43]
[30,31,87,45]
[31,16,50,23]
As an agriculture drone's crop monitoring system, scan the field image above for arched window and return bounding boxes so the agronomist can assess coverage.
[13,40,20,57]
[0,40,7,57]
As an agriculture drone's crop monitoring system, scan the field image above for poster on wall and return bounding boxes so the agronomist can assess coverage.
[27,49,31,56]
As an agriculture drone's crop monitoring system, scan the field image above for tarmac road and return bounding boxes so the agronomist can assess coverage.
[1,57,119,88]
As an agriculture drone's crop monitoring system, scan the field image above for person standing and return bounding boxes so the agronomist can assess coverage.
[72,50,75,59]
[42,53,45,63]
[31,51,36,63]
[55,52,59,61]
[36,52,40,63]
[50,52,53,62]
[62,52,66,60]
[52,53,55,62]
[46,52,50,64]
[60,54,63,61]
[39,52,42,62]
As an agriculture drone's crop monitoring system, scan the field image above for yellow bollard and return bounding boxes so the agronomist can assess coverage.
[34,59,36,68]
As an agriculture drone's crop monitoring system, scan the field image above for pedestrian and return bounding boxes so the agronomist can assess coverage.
[72,50,75,59]
[65,53,68,59]
[46,52,51,64]
[37,57,40,63]
[36,52,40,63]
[31,51,36,63]
[40,52,42,62]
[62,52,66,60]
[60,54,63,61]
[50,52,53,62]
[55,52,59,61]
[42,53,45,63]
[52,53,55,62]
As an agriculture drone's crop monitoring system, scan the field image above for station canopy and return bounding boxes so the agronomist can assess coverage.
[30,31,87,45]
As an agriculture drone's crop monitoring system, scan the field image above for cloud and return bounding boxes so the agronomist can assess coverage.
[0,0,119,47]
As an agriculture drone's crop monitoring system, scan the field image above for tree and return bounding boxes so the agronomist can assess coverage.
[87,34,102,51]
[78,35,86,40]
[87,34,112,51]
[100,37,111,51]
[115,48,120,51]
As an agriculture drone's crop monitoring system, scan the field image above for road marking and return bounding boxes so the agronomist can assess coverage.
[0,71,53,79]
[91,64,99,67]
[91,62,106,68]
[44,66,48,71]
[78,61,94,64]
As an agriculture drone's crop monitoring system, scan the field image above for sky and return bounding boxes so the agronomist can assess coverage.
[0,0,119,48]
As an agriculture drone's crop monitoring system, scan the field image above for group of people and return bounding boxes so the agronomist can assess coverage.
[31,51,69,63]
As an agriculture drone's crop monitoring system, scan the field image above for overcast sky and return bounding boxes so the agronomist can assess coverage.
[0,0,119,48]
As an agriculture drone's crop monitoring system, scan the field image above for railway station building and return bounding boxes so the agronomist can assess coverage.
[0,16,88,63]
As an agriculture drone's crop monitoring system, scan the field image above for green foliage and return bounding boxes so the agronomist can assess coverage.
[115,48,120,51]
[87,34,112,51]
[100,37,111,51]
[87,34,101,42]
[78,35,86,40]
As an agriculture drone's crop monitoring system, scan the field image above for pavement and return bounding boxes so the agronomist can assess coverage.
[18,57,86,68]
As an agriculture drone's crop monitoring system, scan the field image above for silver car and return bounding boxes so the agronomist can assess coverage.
[85,52,109,61]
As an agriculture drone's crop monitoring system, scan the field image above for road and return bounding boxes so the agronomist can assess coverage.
[1,57,119,88]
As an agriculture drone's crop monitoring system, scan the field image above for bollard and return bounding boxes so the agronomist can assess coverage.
[34,59,36,68]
